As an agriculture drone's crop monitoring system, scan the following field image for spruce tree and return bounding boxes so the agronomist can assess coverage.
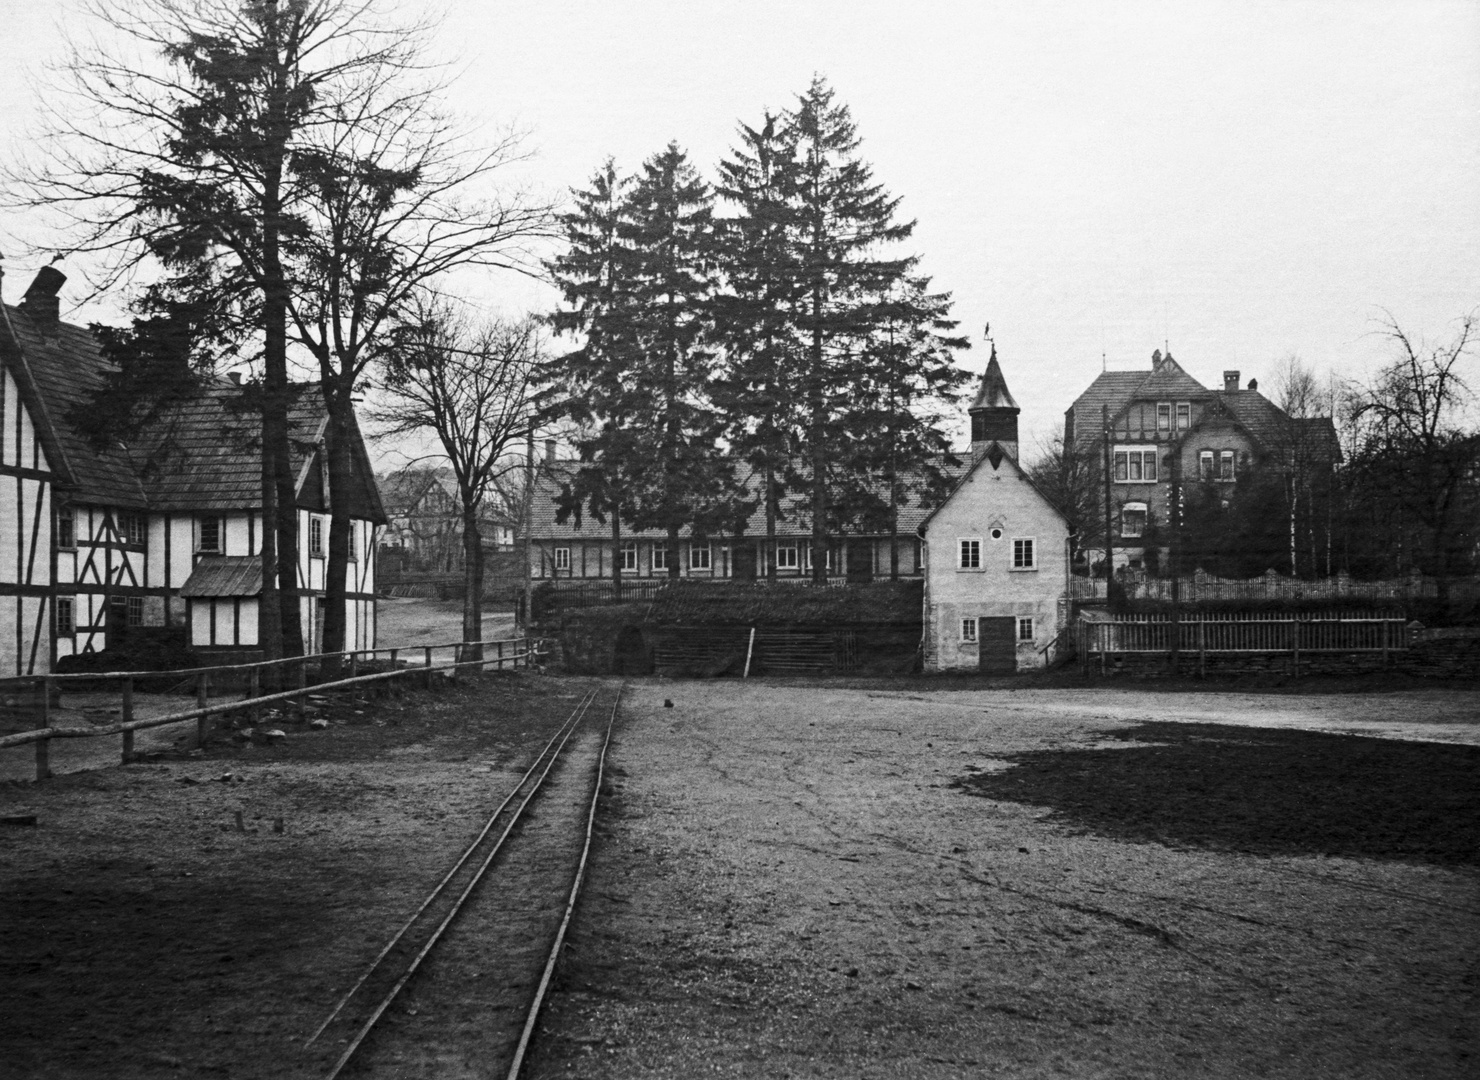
[783,77,920,581]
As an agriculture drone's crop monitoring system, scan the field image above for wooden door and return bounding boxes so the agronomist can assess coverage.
[978,617,1017,675]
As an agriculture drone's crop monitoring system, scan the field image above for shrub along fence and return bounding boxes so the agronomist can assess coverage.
[1078,612,1410,677]
[0,637,534,781]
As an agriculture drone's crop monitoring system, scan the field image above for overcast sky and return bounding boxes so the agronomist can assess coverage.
[2,0,1478,459]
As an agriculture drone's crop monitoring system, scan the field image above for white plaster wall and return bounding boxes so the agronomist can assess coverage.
[922,456,1069,672]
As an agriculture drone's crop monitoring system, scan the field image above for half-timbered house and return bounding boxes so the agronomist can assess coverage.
[0,264,385,673]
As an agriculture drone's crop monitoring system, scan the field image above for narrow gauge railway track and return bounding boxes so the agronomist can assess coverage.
[306,681,625,1080]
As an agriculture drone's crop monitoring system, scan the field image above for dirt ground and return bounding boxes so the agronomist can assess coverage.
[526,680,1478,1078]
[2,675,1476,1078]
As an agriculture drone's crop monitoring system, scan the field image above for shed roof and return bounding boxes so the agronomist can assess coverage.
[179,555,262,598]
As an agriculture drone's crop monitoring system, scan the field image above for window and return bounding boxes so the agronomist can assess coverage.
[1114,448,1157,483]
[1017,616,1035,642]
[1121,503,1147,539]
[309,517,324,556]
[1176,402,1191,430]
[1156,402,1171,430]
[554,546,571,572]
[620,541,638,571]
[126,596,144,627]
[118,513,145,546]
[1012,537,1036,570]
[1199,450,1215,481]
[775,544,799,570]
[652,544,668,572]
[960,617,978,643]
[1220,450,1236,481]
[690,543,712,571]
[56,597,74,636]
[197,516,222,553]
[958,538,981,569]
[56,507,75,550]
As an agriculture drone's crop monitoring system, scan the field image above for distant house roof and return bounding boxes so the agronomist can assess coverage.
[0,267,386,523]
[1065,371,1147,447]
[646,579,923,626]
[179,555,262,598]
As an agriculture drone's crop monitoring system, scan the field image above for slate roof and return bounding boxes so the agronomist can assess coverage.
[646,579,923,626]
[179,555,262,598]
[968,348,1019,411]
[528,457,968,541]
[0,268,386,523]
[1065,371,1146,447]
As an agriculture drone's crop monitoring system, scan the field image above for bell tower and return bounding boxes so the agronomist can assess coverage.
[968,343,1020,463]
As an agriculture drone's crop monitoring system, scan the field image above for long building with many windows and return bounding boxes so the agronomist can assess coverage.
[0,264,384,674]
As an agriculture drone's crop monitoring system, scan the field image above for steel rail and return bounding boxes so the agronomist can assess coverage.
[304,686,600,1049]
[320,685,606,1080]
[506,682,624,1080]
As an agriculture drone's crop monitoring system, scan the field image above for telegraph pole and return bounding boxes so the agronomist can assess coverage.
[1102,404,1113,602]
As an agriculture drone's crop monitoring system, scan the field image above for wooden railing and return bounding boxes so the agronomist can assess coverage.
[0,637,535,781]
[1078,614,1408,675]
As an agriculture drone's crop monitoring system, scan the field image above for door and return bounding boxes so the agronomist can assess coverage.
[732,542,757,581]
[978,617,1017,675]
[846,538,874,582]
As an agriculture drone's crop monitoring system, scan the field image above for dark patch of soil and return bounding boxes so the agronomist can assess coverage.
[955,722,1480,866]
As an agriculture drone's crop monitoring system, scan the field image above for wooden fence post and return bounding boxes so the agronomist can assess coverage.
[297,658,308,721]
[496,641,503,670]
[249,665,261,727]
[1292,619,1301,677]
[424,646,433,689]
[348,651,359,705]
[121,678,134,763]
[390,649,399,695]
[196,670,210,748]
[36,676,51,781]
[1197,615,1206,679]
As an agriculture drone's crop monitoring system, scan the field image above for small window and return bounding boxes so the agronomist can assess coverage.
[57,507,75,550]
[958,538,981,570]
[652,544,668,571]
[1220,450,1236,481]
[960,617,978,643]
[1176,402,1191,429]
[690,543,712,571]
[310,517,325,556]
[56,596,74,636]
[1144,453,1158,482]
[1157,403,1171,430]
[1199,451,1215,481]
[126,596,144,627]
[989,527,1003,541]
[197,517,222,554]
[554,546,571,572]
[1012,537,1036,570]
[1017,616,1035,642]
[620,541,638,571]
[1114,451,1128,481]
[1121,504,1147,539]
[1129,454,1142,481]
[775,544,798,570]
[118,513,145,546]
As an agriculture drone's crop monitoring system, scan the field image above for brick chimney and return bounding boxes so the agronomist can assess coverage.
[1223,370,1240,393]
[21,266,66,337]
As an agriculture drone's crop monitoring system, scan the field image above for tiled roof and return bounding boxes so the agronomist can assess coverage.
[1,302,148,507]
[968,348,1019,411]
[1,270,386,523]
[1132,355,1209,400]
[528,456,968,541]
[136,380,327,512]
[1066,371,1148,447]
[179,555,262,597]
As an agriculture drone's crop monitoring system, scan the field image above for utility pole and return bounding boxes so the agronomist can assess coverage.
[1102,404,1114,603]
[521,427,535,635]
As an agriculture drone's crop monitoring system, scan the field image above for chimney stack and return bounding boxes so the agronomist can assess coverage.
[22,266,66,337]
[544,438,557,465]
[1223,370,1240,393]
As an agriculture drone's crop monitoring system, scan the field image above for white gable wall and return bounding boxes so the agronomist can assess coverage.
[921,454,1070,672]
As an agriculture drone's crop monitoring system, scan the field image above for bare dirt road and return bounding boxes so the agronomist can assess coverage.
[529,680,1478,1078]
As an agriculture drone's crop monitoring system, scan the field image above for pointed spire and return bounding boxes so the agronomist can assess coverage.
[969,344,1019,412]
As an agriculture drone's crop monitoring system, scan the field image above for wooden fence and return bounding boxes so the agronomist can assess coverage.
[0,637,534,782]
[1078,613,1409,676]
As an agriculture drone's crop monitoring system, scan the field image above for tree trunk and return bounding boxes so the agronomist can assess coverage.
[764,461,776,580]
[667,524,680,579]
[321,403,355,675]
[461,503,483,663]
[610,506,622,600]
[258,423,282,673]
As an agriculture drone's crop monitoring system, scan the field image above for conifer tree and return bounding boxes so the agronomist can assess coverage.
[783,77,922,581]
[713,113,802,576]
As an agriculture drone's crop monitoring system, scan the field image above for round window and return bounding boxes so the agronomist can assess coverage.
[989,528,1003,540]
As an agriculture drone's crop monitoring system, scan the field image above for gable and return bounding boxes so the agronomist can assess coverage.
[920,446,1070,536]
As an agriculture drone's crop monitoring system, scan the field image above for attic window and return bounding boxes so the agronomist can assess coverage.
[197,517,222,554]
[1157,403,1171,430]
[1176,402,1191,429]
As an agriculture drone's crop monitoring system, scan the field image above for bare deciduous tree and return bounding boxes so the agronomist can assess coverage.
[374,302,551,657]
